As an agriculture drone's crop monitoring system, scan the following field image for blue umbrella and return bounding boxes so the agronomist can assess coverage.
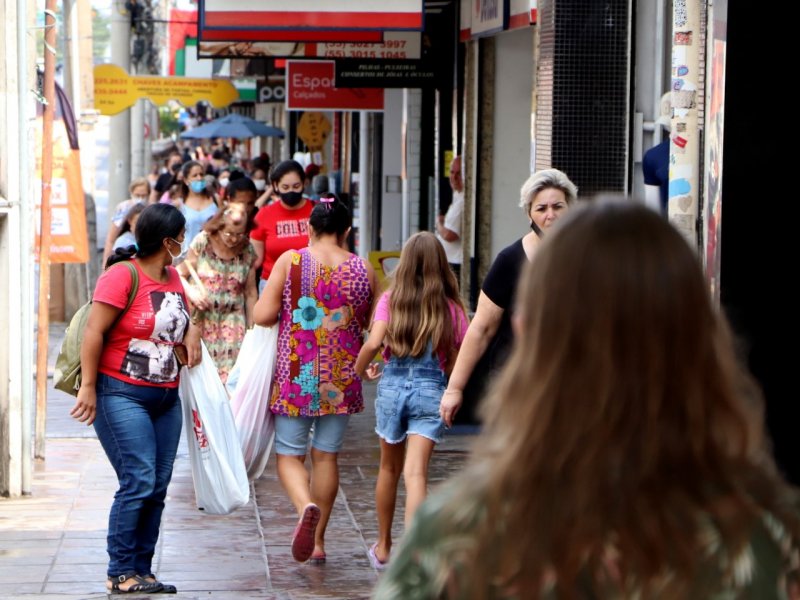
[180,113,285,139]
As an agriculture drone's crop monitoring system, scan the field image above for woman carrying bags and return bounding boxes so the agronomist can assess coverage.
[254,193,375,564]
[70,204,202,595]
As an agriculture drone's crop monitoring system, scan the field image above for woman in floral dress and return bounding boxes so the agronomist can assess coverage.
[254,193,375,564]
[178,204,257,383]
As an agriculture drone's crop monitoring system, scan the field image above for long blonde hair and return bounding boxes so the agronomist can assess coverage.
[436,201,798,598]
[385,232,464,363]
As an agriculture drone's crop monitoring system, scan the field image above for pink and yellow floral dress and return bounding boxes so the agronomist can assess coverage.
[190,231,255,384]
[270,248,372,417]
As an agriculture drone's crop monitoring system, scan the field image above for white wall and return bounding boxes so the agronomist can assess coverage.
[380,89,404,250]
[490,27,535,258]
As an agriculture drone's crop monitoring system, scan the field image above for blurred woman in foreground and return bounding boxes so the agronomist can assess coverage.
[375,200,800,599]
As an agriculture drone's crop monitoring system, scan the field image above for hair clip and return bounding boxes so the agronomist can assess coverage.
[320,194,335,211]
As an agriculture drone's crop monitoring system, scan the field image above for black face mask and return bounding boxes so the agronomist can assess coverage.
[280,191,304,207]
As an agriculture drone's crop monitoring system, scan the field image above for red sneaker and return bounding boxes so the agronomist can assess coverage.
[291,504,321,562]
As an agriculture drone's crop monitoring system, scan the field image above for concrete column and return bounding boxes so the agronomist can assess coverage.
[668,0,703,246]
[476,38,495,287]
[357,112,371,258]
[131,99,145,178]
[0,0,33,496]
[143,102,153,176]
[401,89,422,242]
[462,40,478,306]
[109,4,131,214]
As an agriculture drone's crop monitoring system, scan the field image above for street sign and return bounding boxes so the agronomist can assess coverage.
[286,60,383,111]
[258,80,287,103]
[460,0,537,40]
[94,64,239,116]
[335,59,437,89]
[198,32,421,60]
[201,0,424,31]
[334,6,454,90]
[198,28,384,43]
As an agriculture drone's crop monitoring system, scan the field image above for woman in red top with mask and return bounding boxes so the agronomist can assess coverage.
[250,160,314,295]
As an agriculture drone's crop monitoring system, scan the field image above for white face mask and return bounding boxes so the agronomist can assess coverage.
[132,195,148,203]
[218,177,229,188]
[253,179,267,191]
[166,238,182,262]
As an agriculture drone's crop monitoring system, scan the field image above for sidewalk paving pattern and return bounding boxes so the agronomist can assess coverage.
[1,324,475,599]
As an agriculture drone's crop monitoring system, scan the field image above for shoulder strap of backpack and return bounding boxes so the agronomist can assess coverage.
[120,261,139,315]
[107,261,139,330]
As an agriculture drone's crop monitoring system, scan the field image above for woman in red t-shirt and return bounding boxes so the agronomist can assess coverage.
[69,204,201,595]
[250,160,314,294]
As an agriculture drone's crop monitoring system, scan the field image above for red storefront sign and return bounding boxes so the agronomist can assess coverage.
[286,60,384,111]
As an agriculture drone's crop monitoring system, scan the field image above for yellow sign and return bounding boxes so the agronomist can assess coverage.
[94,64,239,116]
[297,112,332,174]
[368,251,401,288]
[444,150,454,177]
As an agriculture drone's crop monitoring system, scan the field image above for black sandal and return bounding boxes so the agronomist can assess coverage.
[143,574,177,594]
[107,573,163,594]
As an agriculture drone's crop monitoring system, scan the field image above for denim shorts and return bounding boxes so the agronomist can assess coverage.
[375,366,446,444]
[274,414,351,455]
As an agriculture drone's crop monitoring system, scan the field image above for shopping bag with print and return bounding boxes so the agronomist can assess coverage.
[179,342,250,514]
[229,325,278,480]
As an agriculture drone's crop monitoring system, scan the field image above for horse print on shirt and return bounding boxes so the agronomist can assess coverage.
[122,291,189,383]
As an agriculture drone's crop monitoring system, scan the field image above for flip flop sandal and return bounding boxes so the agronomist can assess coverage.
[368,543,389,572]
[308,551,327,565]
[291,503,321,562]
[107,573,163,594]
[142,574,178,594]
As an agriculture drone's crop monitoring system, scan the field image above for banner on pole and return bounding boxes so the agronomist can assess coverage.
[35,83,89,263]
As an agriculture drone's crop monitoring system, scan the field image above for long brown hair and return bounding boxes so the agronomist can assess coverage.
[438,200,798,598]
[385,232,465,363]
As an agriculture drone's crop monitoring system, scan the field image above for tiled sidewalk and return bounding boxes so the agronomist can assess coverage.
[0,324,475,599]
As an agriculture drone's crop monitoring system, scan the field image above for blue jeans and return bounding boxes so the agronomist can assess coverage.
[93,373,182,578]
[274,414,351,455]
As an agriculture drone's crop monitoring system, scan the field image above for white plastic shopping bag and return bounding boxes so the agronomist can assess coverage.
[229,325,278,480]
[179,342,250,514]
[225,321,259,395]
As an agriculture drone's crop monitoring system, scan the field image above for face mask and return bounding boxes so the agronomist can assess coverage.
[253,179,267,191]
[166,238,182,261]
[218,177,229,188]
[280,191,304,207]
[132,195,147,203]
[189,180,207,194]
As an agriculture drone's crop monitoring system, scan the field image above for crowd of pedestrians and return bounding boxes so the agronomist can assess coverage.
[75,147,799,597]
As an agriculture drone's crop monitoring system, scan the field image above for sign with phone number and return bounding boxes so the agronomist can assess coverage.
[318,33,421,60]
[197,32,421,60]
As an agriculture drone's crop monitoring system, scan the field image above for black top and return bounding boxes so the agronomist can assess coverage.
[481,238,527,369]
[459,238,527,424]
